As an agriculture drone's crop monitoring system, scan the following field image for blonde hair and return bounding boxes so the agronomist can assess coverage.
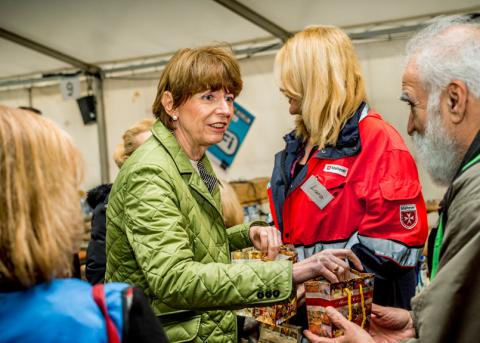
[113,118,155,168]
[274,25,366,148]
[0,106,84,288]
[220,182,244,227]
[152,44,243,129]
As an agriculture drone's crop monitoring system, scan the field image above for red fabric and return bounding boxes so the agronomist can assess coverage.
[305,291,374,307]
[92,284,121,343]
[271,111,428,247]
[267,185,278,226]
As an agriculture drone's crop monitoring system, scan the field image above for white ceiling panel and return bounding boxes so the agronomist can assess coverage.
[0,0,478,81]
[0,38,69,77]
[239,0,480,31]
[0,0,269,67]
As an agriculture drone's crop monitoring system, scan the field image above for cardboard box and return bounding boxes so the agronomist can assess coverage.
[232,246,297,326]
[230,177,270,205]
[305,270,374,338]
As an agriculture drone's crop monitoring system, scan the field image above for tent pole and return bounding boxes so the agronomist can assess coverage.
[92,76,110,184]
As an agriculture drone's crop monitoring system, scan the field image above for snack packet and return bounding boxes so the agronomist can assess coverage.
[304,270,374,338]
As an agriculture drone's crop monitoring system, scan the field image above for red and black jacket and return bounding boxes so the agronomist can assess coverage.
[268,103,428,309]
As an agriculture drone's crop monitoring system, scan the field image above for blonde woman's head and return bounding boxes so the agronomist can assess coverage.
[0,106,84,288]
[274,25,366,148]
[113,118,155,168]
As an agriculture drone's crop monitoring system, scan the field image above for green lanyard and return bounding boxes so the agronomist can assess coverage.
[430,214,444,280]
[430,152,480,280]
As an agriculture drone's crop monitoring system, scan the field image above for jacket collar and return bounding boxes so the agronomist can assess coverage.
[283,102,368,160]
[151,120,222,214]
[440,129,480,211]
[455,129,480,177]
[151,120,194,174]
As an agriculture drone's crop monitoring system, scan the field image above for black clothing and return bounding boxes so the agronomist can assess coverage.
[86,184,112,284]
[123,287,169,343]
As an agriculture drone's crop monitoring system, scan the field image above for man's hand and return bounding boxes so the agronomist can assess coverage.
[304,307,375,343]
[249,225,282,260]
[369,304,415,343]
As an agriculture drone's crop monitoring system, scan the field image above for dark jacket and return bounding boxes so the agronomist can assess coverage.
[86,183,112,284]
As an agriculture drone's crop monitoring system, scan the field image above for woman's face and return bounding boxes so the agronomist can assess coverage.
[175,89,234,148]
[280,89,301,115]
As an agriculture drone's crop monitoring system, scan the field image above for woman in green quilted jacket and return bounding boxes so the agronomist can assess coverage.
[105,44,362,342]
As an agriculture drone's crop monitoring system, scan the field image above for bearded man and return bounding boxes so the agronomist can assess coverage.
[304,14,480,343]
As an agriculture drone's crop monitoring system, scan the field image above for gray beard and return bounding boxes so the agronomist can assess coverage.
[412,100,463,187]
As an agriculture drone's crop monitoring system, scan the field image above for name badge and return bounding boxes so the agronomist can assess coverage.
[301,175,334,209]
[323,164,348,177]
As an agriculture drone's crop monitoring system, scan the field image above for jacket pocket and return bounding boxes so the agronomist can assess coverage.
[318,175,346,197]
[161,314,201,343]
[379,179,420,201]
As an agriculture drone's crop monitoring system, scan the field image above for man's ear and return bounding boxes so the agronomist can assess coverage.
[161,91,177,116]
[445,80,468,124]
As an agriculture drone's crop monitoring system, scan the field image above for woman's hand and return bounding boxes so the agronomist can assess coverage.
[293,249,363,284]
[304,307,375,343]
[369,304,415,343]
[249,225,282,260]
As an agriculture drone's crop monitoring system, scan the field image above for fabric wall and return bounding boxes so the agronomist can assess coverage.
[0,36,446,201]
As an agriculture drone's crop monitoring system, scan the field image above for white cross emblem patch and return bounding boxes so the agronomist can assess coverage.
[400,204,418,230]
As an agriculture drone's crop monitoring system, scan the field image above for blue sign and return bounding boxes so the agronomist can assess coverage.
[208,102,255,169]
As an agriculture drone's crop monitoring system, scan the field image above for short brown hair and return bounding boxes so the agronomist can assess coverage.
[275,25,366,148]
[152,44,243,129]
[0,106,84,288]
[113,118,155,168]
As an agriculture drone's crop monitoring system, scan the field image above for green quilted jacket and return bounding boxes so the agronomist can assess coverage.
[105,121,293,342]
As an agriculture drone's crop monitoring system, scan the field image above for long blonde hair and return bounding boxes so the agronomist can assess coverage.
[0,106,84,288]
[275,25,366,148]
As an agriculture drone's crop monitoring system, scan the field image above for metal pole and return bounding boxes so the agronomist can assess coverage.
[91,75,110,183]
[27,87,33,107]
[212,0,292,42]
[0,27,101,75]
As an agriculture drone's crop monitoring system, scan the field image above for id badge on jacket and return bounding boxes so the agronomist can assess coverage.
[300,175,334,209]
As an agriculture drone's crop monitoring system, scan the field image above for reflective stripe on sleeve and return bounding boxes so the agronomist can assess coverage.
[355,234,422,267]
[294,232,422,267]
[295,241,349,261]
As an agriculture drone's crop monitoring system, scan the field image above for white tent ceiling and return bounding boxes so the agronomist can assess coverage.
[1,0,479,82]
[1,0,478,184]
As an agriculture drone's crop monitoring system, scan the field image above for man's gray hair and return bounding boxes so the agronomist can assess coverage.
[406,15,480,98]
